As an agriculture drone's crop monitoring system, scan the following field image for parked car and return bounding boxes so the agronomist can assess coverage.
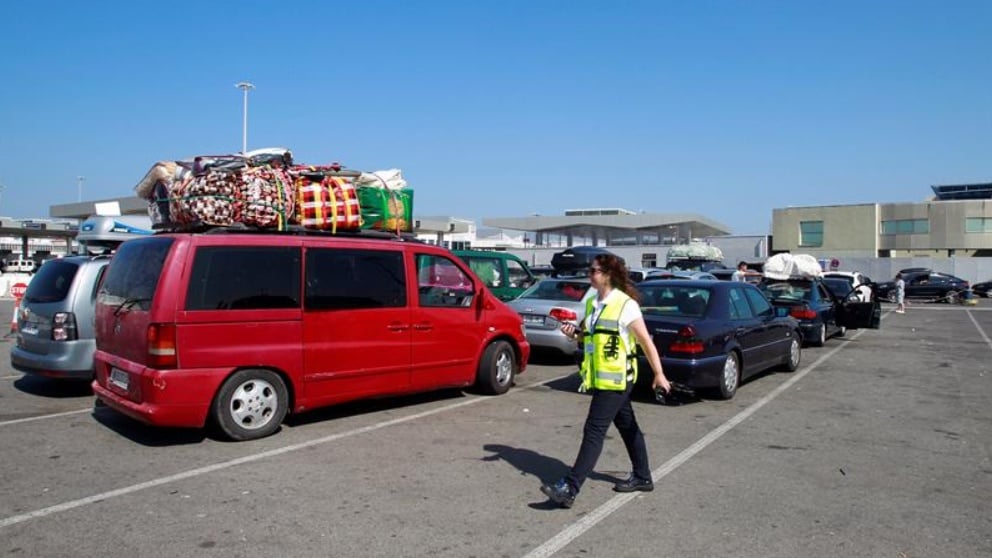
[452,249,536,301]
[2,258,37,274]
[758,276,855,346]
[822,271,873,302]
[506,277,593,356]
[550,246,617,276]
[636,279,802,399]
[529,265,556,279]
[875,270,970,303]
[709,268,761,283]
[91,230,530,441]
[11,255,112,379]
[971,280,992,298]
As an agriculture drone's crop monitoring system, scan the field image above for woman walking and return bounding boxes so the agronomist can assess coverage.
[541,254,671,508]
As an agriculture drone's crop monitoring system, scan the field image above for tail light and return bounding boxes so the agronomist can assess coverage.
[669,325,704,355]
[549,307,578,324]
[147,323,177,368]
[790,306,817,320]
[51,312,78,341]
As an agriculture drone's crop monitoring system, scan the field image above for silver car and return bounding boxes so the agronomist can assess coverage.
[11,255,111,379]
[507,277,593,356]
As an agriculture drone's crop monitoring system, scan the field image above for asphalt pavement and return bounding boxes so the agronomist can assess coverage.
[0,298,989,557]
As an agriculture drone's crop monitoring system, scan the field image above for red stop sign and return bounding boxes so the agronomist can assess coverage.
[10,282,28,299]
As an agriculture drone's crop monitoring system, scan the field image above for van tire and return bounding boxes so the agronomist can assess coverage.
[475,341,516,395]
[212,369,288,441]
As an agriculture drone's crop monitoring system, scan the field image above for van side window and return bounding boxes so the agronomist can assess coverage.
[417,254,474,307]
[464,256,501,288]
[305,248,406,310]
[186,246,301,310]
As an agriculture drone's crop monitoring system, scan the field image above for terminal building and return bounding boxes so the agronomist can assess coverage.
[2,181,989,275]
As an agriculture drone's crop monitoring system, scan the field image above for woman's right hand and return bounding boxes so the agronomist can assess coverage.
[560,321,578,339]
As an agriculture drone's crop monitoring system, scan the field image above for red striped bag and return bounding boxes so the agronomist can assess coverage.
[294,175,361,232]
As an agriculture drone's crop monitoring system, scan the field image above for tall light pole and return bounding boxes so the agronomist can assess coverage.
[235,81,255,154]
[77,176,86,203]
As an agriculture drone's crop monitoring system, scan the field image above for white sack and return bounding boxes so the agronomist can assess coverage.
[763,253,822,280]
[356,169,407,190]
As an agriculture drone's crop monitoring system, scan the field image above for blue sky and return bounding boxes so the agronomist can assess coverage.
[1,0,989,234]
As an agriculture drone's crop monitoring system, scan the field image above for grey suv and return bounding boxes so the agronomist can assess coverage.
[11,255,111,379]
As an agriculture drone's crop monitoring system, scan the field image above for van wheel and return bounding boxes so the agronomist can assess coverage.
[475,341,516,395]
[213,369,288,441]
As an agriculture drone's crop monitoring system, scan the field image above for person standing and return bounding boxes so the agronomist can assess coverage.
[541,254,672,508]
[895,273,906,313]
[732,261,748,282]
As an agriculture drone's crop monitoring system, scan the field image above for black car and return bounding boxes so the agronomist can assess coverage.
[876,271,970,303]
[758,276,869,347]
[972,280,991,298]
[635,280,877,400]
[550,246,617,275]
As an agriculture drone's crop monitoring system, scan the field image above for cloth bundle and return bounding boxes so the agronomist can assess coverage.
[293,174,361,232]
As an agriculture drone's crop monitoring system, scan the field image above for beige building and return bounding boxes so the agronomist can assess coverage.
[772,183,992,259]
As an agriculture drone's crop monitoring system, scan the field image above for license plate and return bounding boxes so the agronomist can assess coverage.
[523,315,546,326]
[20,326,38,336]
[110,368,130,391]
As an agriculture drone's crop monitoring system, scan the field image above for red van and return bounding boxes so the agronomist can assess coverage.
[91,230,530,440]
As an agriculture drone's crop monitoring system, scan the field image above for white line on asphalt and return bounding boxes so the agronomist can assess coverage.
[1,374,22,380]
[0,408,91,427]
[523,328,869,558]
[0,394,494,529]
[966,310,992,351]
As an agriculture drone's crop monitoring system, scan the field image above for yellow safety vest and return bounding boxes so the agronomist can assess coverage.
[580,291,638,391]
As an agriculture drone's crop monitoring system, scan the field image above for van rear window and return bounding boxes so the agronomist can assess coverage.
[98,237,174,310]
[186,246,301,310]
[24,260,80,303]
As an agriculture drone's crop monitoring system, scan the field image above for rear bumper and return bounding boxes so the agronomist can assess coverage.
[10,341,95,379]
[91,358,224,428]
[638,354,727,390]
[524,326,580,356]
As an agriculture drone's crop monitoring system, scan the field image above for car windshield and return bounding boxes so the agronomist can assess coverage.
[760,279,812,301]
[518,280,589,302]
[23,260,80,303]
[639,285,711,317]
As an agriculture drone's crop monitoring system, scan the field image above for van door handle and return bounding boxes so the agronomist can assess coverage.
[413,322,433,331]
[387,322,410,332]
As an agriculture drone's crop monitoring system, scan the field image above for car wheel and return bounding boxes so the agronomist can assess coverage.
[781,335,801,372]
[475,340,516,395]
[212,369,288,441]
[717,351,740,400]
[836,325,846,338]
[946,291,958,304]
[810,324,826,347]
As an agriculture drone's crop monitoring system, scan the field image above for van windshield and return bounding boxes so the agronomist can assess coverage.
[24,260,80,303]
[97,237,174,309]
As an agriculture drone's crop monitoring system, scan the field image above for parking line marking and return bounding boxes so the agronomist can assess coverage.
[0,408,91,427]
[0,374,22,380]
[966,310,992,351]
[523,329,867,558]
[0,394,496,530]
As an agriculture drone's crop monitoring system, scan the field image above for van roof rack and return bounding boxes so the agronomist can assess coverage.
[152,222,422,242]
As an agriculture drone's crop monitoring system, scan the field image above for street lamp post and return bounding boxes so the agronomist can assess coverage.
[235,81,255,154]
[77,176,85,203]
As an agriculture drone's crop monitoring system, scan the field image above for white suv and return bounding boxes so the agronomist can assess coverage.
[3,258,37,274]
[823,271,872,302]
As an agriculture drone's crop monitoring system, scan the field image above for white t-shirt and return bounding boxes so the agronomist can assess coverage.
[584,289,643,354]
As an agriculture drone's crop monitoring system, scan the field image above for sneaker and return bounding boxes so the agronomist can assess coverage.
[613,474,654,493]
[895,309,905,314]
[540,479,576,508]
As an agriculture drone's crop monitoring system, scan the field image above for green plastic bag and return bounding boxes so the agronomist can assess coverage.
[357,187,414,233]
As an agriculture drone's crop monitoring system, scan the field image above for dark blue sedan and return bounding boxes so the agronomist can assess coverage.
[636,280,802,400]
[758,277,847,347]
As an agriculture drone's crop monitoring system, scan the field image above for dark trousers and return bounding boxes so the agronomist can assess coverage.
[565,383,650,492]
